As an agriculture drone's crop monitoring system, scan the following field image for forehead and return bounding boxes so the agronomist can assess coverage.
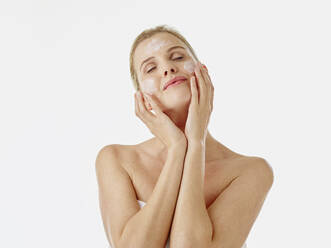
[134,32,187,69]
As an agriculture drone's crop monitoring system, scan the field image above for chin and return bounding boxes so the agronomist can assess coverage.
[162,91,191,112]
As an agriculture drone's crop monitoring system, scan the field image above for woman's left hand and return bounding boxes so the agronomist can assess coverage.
[184,62,214,144]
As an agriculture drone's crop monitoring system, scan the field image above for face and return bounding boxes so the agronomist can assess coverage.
[134,32,199,112]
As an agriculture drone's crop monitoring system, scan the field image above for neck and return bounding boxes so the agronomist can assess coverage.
[148,130,224,163]
[140,105,231,163]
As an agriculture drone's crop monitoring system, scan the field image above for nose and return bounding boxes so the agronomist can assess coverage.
[163,66,176,76]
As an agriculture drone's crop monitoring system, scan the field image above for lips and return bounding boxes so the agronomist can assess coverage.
[163,76,187,90]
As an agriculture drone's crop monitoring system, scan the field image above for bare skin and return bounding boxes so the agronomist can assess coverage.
[96,32,272,247]
[114,138,250,210]
[127,32,252,208]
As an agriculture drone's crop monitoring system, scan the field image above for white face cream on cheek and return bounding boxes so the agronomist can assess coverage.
[183,48,199,74]
[141,78,158,94]
[184,60,196,74]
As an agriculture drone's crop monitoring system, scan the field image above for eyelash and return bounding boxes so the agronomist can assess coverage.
[146,56,183,73]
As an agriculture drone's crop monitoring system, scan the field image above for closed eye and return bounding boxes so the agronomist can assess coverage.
[147,67,156,73]
[146,56,184,73]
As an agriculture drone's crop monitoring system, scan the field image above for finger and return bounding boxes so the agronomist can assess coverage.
[210,87,214,112]
[202,64,211,82]
[210,77,214,111]
[144,93,163,116]
[201,65,213,101]
[136,91,154,121]
[199,63,209,84]
[135,92,145,120]
[134,92,139,116]
[190,76,198,106]
[202,66,214,112]
[194,62,207,105]
[202,65,213,88]
[202,71,214,112]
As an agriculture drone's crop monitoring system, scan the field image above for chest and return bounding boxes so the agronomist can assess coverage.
[126,153,242,209]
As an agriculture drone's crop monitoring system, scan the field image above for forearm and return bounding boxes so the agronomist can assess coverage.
[169,141,213,247]
[120,141,187,248]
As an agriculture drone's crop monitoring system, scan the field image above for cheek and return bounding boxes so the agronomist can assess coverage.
[141,78,158,94]
[183,60,196,74]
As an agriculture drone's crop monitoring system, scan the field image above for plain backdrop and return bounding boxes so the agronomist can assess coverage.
[1,0,330,247]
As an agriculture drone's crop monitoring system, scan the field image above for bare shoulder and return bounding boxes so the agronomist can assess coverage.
[96,144,133,158]
[95,144,121,168]
[215,139,274,183]
[94,144,144,247]
[235,155,274,187]
[218,141,273,175]
[95,144,140,173]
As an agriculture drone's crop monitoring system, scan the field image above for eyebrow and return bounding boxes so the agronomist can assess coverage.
[140,45,186,72]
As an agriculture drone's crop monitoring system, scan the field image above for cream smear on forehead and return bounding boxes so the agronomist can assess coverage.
[141,78,157,94]
[146,39,172,52]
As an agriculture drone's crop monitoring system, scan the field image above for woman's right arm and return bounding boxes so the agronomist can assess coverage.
[95,141,187,248]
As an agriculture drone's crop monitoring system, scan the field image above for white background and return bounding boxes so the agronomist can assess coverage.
[1,0,330,247]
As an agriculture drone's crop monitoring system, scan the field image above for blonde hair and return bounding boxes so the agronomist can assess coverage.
[129,24,200,91]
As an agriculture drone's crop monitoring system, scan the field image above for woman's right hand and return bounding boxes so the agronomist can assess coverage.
[134,90,187,149]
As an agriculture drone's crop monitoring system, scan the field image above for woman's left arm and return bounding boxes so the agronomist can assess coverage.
[169,62,214,247]
[170,142,274,248]
[169,62,274,248]
[169,140,213,247]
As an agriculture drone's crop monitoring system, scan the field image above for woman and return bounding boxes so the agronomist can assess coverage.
[95,25,274,248]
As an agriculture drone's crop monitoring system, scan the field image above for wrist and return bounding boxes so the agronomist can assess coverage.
[188,138,205,147]
[169,138,187,150]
